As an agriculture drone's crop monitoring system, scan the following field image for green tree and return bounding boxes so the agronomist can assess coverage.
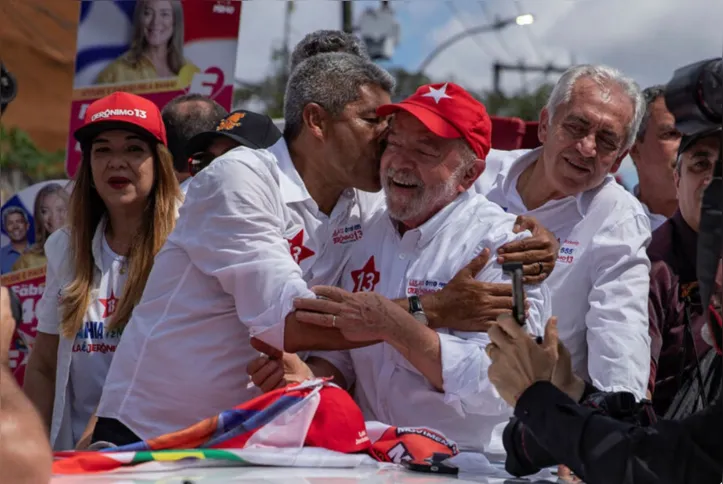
[234,47,286,118]
[480,83,554,121]
[0,125,66,183]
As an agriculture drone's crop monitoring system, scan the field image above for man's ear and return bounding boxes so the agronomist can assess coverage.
[302,103,329,141]
[611,150,629,173]
[538,108,550,144]
[459,158,486,191]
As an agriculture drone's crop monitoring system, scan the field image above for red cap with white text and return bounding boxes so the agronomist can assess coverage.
[377,82,492,159]
[74,91,167,146]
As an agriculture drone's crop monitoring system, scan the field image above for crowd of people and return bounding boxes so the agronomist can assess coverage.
[1,29,721,484]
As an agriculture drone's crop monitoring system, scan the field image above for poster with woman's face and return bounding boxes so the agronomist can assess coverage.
[0,180,71,275]
[66,0,242,178]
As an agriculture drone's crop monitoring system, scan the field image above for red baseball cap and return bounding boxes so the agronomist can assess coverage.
[74,91,167,146]
[377,82,492,159]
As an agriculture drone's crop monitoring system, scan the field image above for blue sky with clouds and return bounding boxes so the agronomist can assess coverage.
[236,0,723,187]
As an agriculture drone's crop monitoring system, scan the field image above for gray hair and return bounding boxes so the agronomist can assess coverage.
[546,64,645,150]
[636,85,667,141]
[2,206,28,226]
[290,30,369,72]
[283,52,396,141]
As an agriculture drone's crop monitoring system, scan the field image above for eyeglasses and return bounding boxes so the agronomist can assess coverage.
[188,152,216,176]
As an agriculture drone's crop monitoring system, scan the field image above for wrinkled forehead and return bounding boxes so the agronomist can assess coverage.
[388,111,443,144]
[559,78,634,135]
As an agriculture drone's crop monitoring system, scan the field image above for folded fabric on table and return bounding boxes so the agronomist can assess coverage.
[53,378,460,475]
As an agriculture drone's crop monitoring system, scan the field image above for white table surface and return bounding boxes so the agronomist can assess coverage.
[51,465,562,484]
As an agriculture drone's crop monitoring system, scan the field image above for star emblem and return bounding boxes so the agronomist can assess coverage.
[350,256,381,293]
[287,229,316,265]
[421,83,453,104]
[99,290,119,318]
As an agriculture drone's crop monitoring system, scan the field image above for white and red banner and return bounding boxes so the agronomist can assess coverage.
[66,0,242,177]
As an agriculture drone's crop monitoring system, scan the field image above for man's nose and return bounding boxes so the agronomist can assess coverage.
[576,133,597,158]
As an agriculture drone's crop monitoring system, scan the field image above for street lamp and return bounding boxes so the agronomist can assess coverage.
[417,14,535,74]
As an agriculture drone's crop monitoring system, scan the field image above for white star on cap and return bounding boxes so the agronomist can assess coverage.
[421,83,453,104]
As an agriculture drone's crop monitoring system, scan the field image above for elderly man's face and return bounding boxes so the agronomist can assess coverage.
[675,134,719,232]
[538,77,633,196]
[380,111,482,227]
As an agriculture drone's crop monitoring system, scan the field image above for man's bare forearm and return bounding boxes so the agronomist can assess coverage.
[1,365,53,484]
[284,312,380,353]
[386,316,444,391]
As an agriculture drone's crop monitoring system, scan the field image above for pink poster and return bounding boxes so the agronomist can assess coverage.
[66,0,242,178]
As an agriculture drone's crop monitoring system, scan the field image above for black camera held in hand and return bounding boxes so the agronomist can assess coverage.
[502,389,658,477]
[666,58,723,354]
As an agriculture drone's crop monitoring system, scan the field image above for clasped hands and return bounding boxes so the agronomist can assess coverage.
[246,215,560,392]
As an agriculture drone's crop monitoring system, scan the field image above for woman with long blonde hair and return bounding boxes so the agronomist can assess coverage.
[24,92,181,450]
[95,0,199,84]
[12,182,70,271]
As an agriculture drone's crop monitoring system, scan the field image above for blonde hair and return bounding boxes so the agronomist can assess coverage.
[26,183,69,257]
[127,0,185,75]
[60,140,180,338]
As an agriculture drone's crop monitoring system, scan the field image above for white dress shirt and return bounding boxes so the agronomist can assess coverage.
[97,138,373,440]
[311,190,551,452]
[178,176,192,196]
[474,148,652,399]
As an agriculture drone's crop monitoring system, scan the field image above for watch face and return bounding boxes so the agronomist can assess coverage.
[413,312,429,325]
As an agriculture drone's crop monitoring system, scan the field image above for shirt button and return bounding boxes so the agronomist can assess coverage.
[344,189,354,198]
[398,254,406,260]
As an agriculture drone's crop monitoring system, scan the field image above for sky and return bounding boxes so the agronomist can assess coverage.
[234,0,723,186]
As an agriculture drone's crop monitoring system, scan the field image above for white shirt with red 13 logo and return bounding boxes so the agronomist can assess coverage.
[97,138,376,441]
[310,189,551,452]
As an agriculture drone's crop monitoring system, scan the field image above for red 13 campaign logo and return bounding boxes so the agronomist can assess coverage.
[287,229,315,264]
[351,256,380,293]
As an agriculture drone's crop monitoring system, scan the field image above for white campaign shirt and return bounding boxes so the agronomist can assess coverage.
[310,190,551,452]
[178,177,192,196]
[35,220,128,450]
[97,138,372,440]
[474,148,652,399]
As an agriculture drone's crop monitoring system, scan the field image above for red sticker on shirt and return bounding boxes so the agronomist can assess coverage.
[287,229,315,264]
[99,289,119,318]
[351,256,380,293]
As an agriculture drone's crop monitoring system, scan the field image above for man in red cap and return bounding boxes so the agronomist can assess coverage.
[248,83,552,453]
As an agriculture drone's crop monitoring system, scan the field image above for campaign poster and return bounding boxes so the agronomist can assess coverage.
[66,0,242,178]
[1,180,71,385]
[1,267,47,386]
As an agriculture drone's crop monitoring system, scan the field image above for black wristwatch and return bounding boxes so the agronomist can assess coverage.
[408,295,429,326]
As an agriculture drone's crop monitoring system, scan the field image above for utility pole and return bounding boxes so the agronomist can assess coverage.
[281,1,293,87]
[342,0,353,33]
[493,61,569,94]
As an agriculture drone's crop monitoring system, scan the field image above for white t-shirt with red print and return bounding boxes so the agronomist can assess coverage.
[36,220,129,450]
[67,236,127,443]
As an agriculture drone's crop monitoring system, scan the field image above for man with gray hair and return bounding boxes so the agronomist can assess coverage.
[96,51,508,444]
[475,64,653,401]
[629,85,682,230]
[289,29,369,72]
[161,93,228,194]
